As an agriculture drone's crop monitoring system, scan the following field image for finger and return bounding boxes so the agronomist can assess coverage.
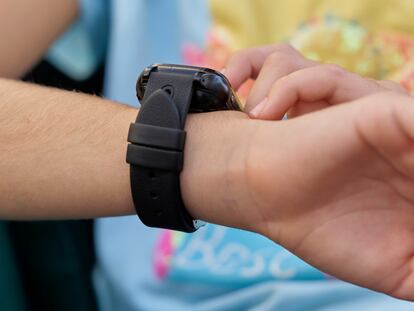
[377,80,408,94]
[249,64,383,120]
[245,45,316,112]
[288,101,329,119]
[223,44,281,90]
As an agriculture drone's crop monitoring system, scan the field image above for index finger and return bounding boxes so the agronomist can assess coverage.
[223,44,282,90]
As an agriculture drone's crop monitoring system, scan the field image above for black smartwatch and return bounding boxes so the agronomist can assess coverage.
[126,64,241,232]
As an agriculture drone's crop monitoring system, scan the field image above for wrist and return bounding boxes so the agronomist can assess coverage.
[180,111,262,231]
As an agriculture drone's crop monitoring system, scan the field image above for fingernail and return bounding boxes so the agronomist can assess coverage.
[249,98,268,118]
[220,68,227,75]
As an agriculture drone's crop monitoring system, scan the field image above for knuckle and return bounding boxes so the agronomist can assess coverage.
[264,51,295,68]
[227,50,244,64]
[322,64,346,78]
[263,44,302,69]
[273,43,296,54]
[227,48,253,64]
[264,52,282,66]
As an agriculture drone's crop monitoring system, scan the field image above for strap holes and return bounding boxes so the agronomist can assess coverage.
[162,86,174,97]
[149,170,156,181]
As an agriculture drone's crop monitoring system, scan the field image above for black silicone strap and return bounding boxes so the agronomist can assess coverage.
[128,123,186,151]
[126,72,197,232]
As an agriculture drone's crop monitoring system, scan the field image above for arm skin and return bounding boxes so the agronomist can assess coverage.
[2,78,414,301]
[0,0,78,78]
[0,78,255,226]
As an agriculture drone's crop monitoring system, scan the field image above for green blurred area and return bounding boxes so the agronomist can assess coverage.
[0,221,26,311]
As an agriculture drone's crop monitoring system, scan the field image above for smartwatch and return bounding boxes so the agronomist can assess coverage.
[126,64,241,232]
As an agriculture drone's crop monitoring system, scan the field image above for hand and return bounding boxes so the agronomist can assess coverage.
[183,91,414,301]
[248,91,414,300]
[223,44,407,119]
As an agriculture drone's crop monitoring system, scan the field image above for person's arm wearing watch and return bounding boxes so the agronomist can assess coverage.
[2,0,414,302]
[2,76,414,301]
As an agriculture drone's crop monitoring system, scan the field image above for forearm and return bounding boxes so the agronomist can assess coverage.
[0,0,78,78]
[0,78,135,219]
[0,79,257,227]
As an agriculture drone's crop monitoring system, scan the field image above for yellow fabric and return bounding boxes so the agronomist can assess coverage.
[208,0,414,91]
[210,0,414,49]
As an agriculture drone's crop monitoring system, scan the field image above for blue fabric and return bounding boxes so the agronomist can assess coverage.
[161,226,325,285]
[51,0,414,310]
[93,217,414,311]
[46,0,109,80]
[103,0,210,106]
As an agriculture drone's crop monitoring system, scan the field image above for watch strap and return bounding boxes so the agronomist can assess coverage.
[126,72,197,232]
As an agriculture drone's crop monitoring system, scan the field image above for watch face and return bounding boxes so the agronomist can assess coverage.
[137,64,242,112]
